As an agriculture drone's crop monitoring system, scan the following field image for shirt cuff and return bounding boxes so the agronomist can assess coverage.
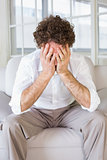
[9,90,30,115]
[9,90,22,114]
[81,88,101,112]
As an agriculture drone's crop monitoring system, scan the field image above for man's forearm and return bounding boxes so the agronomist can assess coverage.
[59,70,90,108]
[20,71,52,112]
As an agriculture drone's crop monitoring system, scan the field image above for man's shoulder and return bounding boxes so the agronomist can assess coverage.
[21,49,41,64]
[71,53,86,64]
[69,53,87,74]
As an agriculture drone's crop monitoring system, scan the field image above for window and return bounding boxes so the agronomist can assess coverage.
[52,0,70,17]
[72,0,91,52]
[98,0,107,64]
[10,0,42,56]
[48,0,91,53]
[9,0,107,65]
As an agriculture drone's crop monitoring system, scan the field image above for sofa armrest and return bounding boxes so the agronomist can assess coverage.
[97,88,107,116]
[84,56,96,84]
[0,91,12,122]
[95,65,107,90]
[5,56,22,96]
[0,67,6,92]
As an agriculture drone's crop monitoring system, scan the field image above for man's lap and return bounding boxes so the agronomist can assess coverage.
[4,102,106,135]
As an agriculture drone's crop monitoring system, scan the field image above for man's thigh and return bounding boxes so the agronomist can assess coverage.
[58,103,105,132]
[4,107,53,139]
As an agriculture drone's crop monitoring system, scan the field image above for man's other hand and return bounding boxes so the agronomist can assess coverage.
[40,43,56,77]
[56,44,71,75]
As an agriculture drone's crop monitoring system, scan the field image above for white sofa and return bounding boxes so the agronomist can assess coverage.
[0,55,107,160]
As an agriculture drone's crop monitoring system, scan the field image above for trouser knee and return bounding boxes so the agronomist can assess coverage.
[91,111,106,129]
[3,114,20,132]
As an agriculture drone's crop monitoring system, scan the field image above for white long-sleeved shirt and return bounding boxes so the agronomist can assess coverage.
[9,49,100,114]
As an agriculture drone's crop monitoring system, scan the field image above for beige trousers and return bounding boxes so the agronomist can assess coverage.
[3,102,107,160]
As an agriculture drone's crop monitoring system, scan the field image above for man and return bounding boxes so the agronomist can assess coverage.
[3,15,106,160]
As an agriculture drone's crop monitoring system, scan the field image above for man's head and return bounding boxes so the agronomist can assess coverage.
[33,15,75,48]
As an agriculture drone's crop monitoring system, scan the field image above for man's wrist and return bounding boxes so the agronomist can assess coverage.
[42,70,54,79]
[58,69,70,77]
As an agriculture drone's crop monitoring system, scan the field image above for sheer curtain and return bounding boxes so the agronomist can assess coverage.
[0,0,10,67]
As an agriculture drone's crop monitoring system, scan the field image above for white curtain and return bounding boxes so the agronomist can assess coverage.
[0,0,10,67]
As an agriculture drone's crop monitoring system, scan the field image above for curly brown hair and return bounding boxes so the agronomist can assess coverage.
[33,15,75,48]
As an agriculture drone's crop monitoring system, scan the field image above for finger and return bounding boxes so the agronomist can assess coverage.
[59,45,67,56]
[40,46,45,59]
[43,43,50,58]
[40,46,44,55]
[66,44,71,56]
[56,54,61,63]
[57,47,65,61]
[46,47,54,62]
[51,54,56,65]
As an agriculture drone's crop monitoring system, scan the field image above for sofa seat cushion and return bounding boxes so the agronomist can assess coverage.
[0,130,8,160]
[26,128,84,160]
[0,130,6,149]
[0,91,12,122]
[5,57,22,96]
[97,88,107,116]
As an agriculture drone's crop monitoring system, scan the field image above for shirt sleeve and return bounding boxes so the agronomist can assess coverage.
[9,57,33,115]
[76,56,100,112]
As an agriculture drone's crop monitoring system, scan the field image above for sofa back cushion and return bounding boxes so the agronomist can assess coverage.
[83,57,107,91]
[95,65,107,90]
[0,67,6,92]
[84,56,96,85]
[5,55,107,97]
[97,88,107,116]
[5,56,22,96]
[5,55,96,96]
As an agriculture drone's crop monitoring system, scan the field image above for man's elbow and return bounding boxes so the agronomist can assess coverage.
[20,101,25,112]
[85,89,91,108]
[20,91,29,112]
[86,100,90,109]
[83,94,91,109]
[20,100,29,112]
[20,98,32,112]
